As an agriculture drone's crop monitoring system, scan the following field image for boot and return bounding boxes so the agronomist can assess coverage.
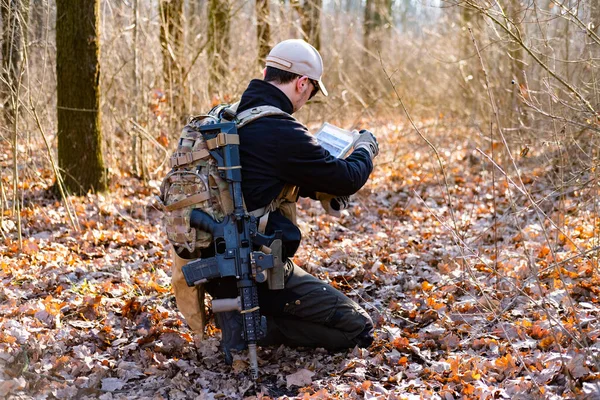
[214,311,246,365]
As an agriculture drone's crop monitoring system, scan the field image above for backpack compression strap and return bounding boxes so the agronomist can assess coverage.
[235,106,291,129]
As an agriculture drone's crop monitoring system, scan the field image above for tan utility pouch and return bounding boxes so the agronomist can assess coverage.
[172,252,207,335]
[278,201,298,226]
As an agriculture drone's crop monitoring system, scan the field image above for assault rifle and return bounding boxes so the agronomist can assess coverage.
[181,115,284,379]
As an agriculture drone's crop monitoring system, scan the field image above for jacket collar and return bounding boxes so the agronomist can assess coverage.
[238,79,294,115]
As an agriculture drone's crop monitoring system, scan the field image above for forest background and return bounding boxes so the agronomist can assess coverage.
[1,0,600,399]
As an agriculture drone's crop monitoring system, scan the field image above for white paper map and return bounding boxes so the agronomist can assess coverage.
[314,122,359,159]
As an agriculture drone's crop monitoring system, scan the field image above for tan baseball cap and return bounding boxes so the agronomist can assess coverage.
[265,39,328,97]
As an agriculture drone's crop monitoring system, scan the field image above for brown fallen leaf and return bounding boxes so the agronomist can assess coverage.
[232,359,248,374]
[286,368,315,389]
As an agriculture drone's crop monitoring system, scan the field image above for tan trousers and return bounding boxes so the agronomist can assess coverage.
[172,252,207,335]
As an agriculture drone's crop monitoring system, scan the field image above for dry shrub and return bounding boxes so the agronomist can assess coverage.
[0,0,598,232]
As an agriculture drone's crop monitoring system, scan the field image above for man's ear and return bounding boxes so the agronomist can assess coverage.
[262,68,267,78]
[296,76,307,94]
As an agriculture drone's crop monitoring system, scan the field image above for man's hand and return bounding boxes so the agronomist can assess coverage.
[353,129,379,160]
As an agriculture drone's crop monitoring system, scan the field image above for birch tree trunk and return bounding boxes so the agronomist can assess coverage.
[56,0,106,194]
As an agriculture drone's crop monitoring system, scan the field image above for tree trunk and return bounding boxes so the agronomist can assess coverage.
[29,0,44,43]
[460,5,478,111]
[292,0,322,50]
[256,0,271,65]
[302,0,322,50]
[132,0,141,177]
[188,0,204,45]
[345,0,361,14]
[159,0,185,118]
[194,0,204,16]
[207,0,231,96]
[56,0,106,194]
[1,0,29,123]
[591,2,600,33]
[397,0,413,33]
[508,0,528,128]
[363,0,392,55]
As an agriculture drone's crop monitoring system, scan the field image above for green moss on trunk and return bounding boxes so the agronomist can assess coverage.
[56,0,106,194]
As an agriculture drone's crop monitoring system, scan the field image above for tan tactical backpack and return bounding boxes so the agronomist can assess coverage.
[158,103,291,255]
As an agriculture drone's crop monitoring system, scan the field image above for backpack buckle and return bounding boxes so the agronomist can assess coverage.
[216,133,228,147]
[207,133,241,149]
[170,152,194,167]
[183,152,194,164]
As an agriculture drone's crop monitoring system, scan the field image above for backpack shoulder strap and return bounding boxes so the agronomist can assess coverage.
[235,106,290,129]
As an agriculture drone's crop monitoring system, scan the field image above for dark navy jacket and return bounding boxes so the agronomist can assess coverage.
[237,79,373,257]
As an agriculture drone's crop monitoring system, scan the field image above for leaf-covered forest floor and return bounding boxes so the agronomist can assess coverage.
[1,122,600,399]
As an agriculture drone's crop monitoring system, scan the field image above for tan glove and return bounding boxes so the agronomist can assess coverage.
[316,192,350,217]
[353,129,379,159]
